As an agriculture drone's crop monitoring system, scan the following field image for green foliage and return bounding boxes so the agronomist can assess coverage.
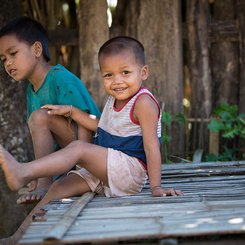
[162,112,172,146]
[207,103,245,161]
[204,146,239,162]
[162,112,172,126]
[175,112,186,125]
[162,103,244,163]
[208,103,245,139]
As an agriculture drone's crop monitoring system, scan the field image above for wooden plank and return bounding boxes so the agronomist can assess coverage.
[161,161,245,170]
[43,192,95,241]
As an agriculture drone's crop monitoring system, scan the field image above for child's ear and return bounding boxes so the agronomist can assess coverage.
[33,41,43,58]
[141,65,149,80]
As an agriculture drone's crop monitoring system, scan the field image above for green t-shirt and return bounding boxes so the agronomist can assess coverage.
[27,64,101,119]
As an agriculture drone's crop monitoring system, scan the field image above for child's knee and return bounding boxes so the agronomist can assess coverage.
[28,109,49,129]
[68,140,87,151]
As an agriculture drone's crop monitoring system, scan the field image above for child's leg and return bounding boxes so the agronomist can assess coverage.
[42,174,92,204]
[29,109,93,152]
[0,140,108,191]
[19,109,92,204]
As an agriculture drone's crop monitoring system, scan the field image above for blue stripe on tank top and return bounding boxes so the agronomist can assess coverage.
[94,127,147,163]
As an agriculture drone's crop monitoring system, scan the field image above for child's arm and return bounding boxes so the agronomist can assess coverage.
[134,95,183,197]
[41,104,99,132]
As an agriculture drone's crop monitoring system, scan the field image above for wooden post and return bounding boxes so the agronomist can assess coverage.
[117,0,184,158]
[237,0,245,115]
[186,0,212,153]
[209,131,219,155]
[78,0,109,109]
[237,0,245,154]
[210,0,239,108]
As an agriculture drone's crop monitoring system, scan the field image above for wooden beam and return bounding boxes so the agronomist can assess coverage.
[44,192,95,241]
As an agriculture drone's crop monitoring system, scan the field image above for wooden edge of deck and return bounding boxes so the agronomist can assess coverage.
[0,205,42,245]
[0,192,95,245]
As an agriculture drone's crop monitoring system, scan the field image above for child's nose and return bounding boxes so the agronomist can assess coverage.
[114,74,123,84]
[6,59,13,66]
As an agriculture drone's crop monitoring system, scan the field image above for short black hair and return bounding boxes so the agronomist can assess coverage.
[0,16,50,62]
[98,36,146,65]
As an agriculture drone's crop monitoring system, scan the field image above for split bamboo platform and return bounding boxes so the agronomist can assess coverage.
[11,161,245,244]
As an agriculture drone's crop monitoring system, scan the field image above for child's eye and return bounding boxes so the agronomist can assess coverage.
[122,70,130,75]
[103,73,112,78]
[10,51,17,56]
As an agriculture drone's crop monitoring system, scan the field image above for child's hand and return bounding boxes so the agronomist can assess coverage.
[41,104,72,117]
[151,186,184,197]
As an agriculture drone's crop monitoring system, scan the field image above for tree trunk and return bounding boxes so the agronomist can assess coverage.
[110,0,130,37]
[210,0,239,108]
[0,1,34,238]
[187,0,212,154]
[112,0,184,159]
[78,0,109,109]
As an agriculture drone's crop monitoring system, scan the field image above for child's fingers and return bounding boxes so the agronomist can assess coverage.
[41,104,50,109]
[168,188,184,196]
[41,104,56,109]
[176,189,184,196]
[41,105,69,116]
[167,188,177,196]
[167,188,184,196]
[161,188,184,197]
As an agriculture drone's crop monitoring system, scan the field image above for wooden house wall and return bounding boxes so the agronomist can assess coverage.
[22,0,244,159]
[0,1,243,164]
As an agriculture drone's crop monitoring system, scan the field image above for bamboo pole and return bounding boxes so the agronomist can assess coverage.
[44,192,95,241]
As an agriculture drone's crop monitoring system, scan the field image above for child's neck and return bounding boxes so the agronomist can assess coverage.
[29,62,52,92]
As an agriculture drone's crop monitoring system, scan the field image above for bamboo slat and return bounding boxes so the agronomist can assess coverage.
[43,192,95,241]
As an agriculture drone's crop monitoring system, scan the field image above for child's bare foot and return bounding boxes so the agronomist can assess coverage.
[17,188,47,204]
[27,179,38,192]
[0,145,26,191]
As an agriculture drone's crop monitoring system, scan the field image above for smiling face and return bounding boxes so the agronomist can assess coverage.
[0,34,41,81]
[99,49,149,107]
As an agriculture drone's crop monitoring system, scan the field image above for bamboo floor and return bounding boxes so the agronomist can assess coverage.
[18,161,245,244]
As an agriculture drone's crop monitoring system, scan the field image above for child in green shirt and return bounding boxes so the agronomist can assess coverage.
[0,16,101,204]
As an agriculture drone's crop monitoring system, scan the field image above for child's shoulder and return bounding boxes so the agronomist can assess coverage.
[134,88,160,111]
[48,64,78,83]
[134,87,157,103]
[48,64,67,76]
[137,87,153,96]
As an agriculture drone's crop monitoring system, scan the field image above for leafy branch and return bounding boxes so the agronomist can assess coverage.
[207,103,245,161]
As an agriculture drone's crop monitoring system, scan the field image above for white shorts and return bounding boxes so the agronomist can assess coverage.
[68,148,148,197]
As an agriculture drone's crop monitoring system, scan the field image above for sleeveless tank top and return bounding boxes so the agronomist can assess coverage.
[94,87,162,163]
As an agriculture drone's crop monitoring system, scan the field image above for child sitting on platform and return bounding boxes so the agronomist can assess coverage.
[0,16,101,204]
